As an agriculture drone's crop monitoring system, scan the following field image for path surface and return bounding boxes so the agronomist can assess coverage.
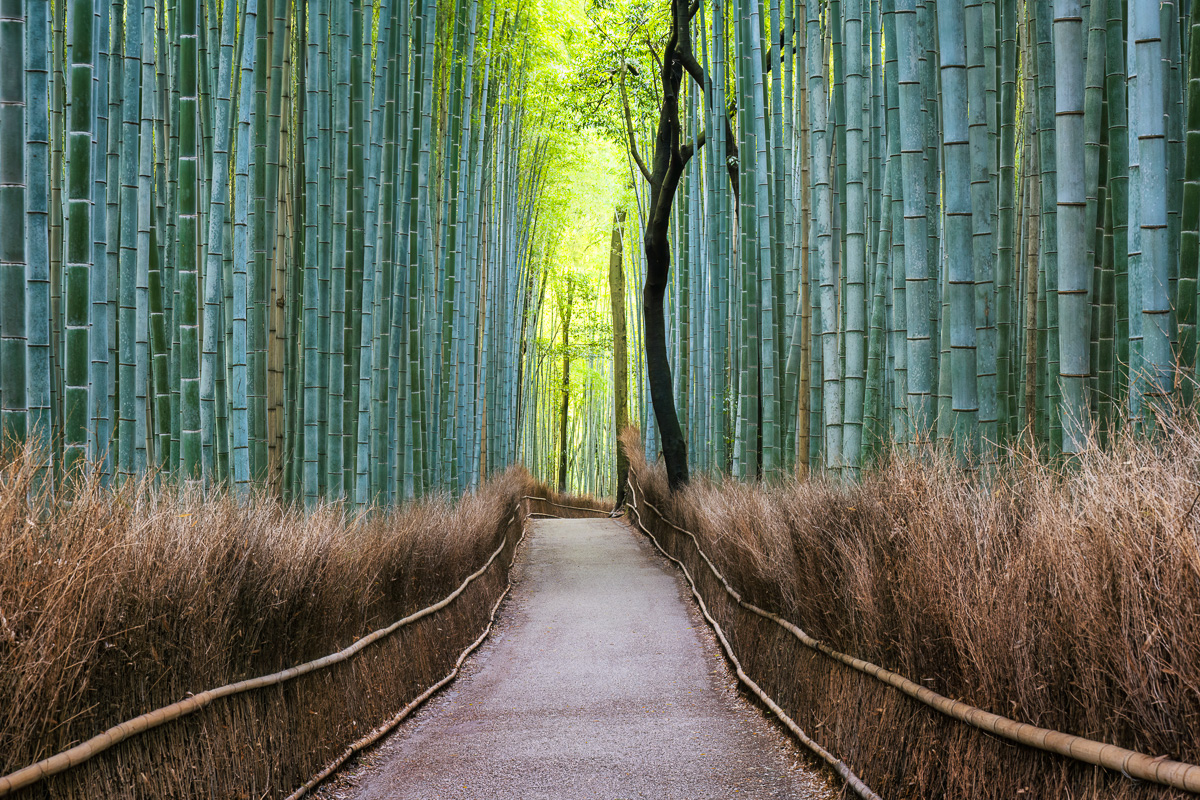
[315,518,832,800]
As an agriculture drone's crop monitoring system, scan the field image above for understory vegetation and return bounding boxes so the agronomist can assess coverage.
[626,424,1200,799]
[0,454,600,799]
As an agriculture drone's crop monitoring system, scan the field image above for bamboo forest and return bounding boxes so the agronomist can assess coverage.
[2,0,1200,501]
[7,0,1200,798]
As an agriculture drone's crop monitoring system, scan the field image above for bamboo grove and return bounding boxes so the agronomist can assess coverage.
[519,211,633,498]
[0,0,552,504]
[610,0,1200,479]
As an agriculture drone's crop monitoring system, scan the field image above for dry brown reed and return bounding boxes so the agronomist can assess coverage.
[0,449,540,799]
[624,423,1200,799]
[521,483,613,519]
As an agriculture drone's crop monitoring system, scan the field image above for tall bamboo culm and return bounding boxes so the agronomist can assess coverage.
[619,0,1200,477]
[4,0,548,506]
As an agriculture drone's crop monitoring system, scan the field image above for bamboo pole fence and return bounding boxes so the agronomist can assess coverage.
[626,477,883,800]
[0,499,556,798]
[628,471,1200,795]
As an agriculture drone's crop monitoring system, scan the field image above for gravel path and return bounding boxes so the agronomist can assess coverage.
[313,517,834,800]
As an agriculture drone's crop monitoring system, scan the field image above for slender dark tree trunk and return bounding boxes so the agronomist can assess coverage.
[621,0,736,491]
[609,209,630,506]
[644,209,688,490]
[557,278,573,493]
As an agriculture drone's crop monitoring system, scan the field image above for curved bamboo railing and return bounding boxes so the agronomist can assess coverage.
[0,503,532,798]
[285,509,538,800]
[520,495,612,515]
[629,472,1200,795]
[285,583,514,800]
[527,490,876,794]
[625,478,882,800]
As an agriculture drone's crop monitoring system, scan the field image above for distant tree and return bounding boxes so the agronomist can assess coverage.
[557,276,576,494]
[608,209,630,506]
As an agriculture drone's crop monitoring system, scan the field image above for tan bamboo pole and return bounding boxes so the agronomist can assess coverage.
[629,472,1200,795]
[0,507,524,798]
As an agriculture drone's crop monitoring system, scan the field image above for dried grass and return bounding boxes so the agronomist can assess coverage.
[521,482,613,519]
[0,450,539,799]
[625,422,1200,799]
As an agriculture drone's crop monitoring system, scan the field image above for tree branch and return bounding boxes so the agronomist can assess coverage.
[676,49,739,200]
[620,72,653,184]
[647,37,664,74]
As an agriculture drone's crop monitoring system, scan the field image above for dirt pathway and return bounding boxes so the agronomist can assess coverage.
[314,517,834,800]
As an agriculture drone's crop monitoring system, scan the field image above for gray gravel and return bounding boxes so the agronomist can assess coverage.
[313,518,834,800]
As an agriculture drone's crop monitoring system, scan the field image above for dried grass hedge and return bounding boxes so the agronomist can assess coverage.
[0,451,543,799]
[625,423,1200,800]
[522,485,613,519]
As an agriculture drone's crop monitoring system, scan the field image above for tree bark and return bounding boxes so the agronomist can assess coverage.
[557,277,573,494]
[608,209,630,506]
[621,0,737,491]
[646,184,688,490]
